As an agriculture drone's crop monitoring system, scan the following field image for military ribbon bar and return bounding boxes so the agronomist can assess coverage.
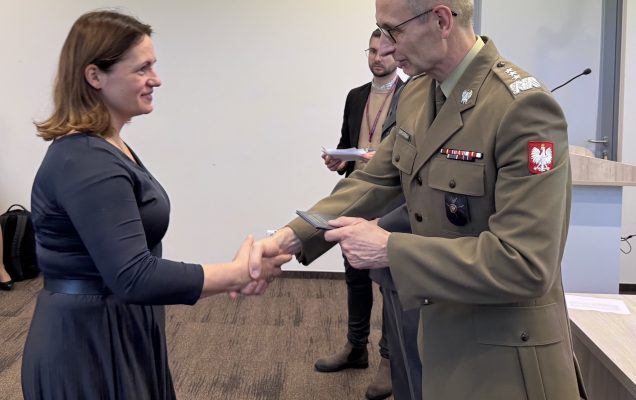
[440,148,483,162]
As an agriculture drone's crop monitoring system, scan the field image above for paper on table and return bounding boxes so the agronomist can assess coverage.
[565,294,630,315]
[322,147,367,161]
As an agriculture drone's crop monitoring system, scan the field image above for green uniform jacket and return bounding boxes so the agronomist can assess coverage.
[288,38,583,399]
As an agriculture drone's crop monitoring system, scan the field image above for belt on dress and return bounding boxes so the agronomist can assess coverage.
[44,278,112,295]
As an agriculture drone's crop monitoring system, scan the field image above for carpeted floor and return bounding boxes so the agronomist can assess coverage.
[0,274,391,400]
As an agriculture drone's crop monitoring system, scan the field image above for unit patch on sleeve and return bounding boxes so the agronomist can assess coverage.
[528,141,554,174]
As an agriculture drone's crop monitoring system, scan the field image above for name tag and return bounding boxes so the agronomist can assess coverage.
[398,129,412,142]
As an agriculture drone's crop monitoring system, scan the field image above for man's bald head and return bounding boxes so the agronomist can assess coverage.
[405,0,474,28]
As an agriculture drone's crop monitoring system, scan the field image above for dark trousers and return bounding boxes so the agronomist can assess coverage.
[344,257,389,358]
[382,288,422,400]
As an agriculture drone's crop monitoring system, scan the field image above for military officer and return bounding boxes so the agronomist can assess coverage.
[250,0,587,398]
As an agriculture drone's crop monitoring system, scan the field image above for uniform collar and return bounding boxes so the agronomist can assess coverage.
[439,36,485,97]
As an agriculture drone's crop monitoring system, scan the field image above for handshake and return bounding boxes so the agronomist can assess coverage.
[205,227,299,300]
[214,216,391,300]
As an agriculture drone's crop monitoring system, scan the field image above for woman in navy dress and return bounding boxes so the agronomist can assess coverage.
[22,11,291,400]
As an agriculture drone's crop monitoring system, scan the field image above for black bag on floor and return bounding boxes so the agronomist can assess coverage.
[0,204,39,281]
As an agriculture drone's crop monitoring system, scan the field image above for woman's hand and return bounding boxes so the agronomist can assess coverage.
[227,234,291,299]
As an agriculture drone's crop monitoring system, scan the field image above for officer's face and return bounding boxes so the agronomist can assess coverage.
[367,37,398,78]
[376,0,442,76]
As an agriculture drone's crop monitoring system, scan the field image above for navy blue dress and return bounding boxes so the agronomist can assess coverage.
[23,133,204,400]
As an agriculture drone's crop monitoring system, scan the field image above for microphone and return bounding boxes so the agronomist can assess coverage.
[551,68,592,92]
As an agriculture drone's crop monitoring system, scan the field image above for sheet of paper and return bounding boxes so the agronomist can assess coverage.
[565,294,630,315]
[322,147,367,161]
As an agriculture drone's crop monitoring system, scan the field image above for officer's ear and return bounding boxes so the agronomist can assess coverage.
[433,5,454,38]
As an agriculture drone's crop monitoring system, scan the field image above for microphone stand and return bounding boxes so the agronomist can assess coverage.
[551,68,592,92]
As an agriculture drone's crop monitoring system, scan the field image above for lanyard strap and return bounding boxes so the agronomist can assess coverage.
[365,78,397,143]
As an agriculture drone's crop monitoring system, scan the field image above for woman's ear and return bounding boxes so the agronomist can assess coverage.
[84,64,103,89]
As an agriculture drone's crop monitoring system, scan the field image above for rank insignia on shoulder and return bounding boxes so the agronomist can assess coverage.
[528,141,554,174]
[510,77,541,95]
[505,68,521,80]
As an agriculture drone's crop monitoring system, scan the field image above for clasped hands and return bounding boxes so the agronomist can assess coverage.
[233,216,389,297]
[227,235,291,299]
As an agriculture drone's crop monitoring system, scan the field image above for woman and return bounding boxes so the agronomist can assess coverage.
[22,10,290,399]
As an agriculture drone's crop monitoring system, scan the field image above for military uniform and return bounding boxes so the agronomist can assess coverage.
[288,37,584,399]
[370,79,422,400]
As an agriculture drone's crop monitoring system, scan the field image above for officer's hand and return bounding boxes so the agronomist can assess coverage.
[324,217,390,269]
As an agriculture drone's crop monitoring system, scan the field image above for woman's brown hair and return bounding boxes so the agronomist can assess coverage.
[35,11,152,140]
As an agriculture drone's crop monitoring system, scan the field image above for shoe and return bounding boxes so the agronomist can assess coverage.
[0,280,14,291]
[365,357,392,400]
[314,341,368,372]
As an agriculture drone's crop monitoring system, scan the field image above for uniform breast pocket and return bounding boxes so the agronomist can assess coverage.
[392,130,417,175]
[428,158,484,229]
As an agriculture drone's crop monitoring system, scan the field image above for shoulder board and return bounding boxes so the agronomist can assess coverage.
[492,59,545,97]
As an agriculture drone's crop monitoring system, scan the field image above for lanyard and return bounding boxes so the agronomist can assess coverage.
[364,78,397,143]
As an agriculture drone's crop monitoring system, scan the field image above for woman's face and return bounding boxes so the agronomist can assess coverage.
[96,35,161,128]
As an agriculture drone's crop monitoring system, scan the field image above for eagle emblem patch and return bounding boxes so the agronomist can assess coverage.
[528,141,554,174]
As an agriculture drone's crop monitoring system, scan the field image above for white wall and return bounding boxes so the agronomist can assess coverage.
[0,0,380,272]
[620,0,636,284]
[479,0,603,154]
[2,1,633,279]
[480,1,636,287]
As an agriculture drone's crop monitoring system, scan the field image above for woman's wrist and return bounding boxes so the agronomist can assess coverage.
[200,261,252,298]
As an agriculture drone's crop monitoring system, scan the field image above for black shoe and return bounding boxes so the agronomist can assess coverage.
[314,341,368,372]
[365,357,392,400]
[0,280,14,291]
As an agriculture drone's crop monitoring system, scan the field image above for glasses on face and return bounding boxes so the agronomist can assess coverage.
[365,48,379,58]
[377,7,458,43]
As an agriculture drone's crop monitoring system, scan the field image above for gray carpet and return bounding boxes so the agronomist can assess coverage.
[0,275,391,400]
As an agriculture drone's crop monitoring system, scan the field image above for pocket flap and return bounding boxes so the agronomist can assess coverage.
[428,158,485,196]
[392,130,417,175]
[474,303,563,347]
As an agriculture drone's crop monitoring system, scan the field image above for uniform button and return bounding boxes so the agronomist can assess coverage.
[520,332,529,342]
[414,213,423,222]
[415,175,423,185]
[394,155,400,162]
[449,179,456,188]
[497,61,505,67]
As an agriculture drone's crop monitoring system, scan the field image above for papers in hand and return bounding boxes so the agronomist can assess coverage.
[322,147,368,161]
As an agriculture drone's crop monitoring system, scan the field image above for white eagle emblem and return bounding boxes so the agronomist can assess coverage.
[460,89,473,104]
[531,144,553,172]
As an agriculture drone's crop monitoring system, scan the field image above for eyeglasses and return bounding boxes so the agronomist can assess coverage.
[364,48,379,57]
[377,7,458,43]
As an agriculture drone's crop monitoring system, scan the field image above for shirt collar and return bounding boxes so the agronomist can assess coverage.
[439,36,485,97]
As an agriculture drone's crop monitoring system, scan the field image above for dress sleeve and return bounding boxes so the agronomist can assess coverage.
[56,146,203,305]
